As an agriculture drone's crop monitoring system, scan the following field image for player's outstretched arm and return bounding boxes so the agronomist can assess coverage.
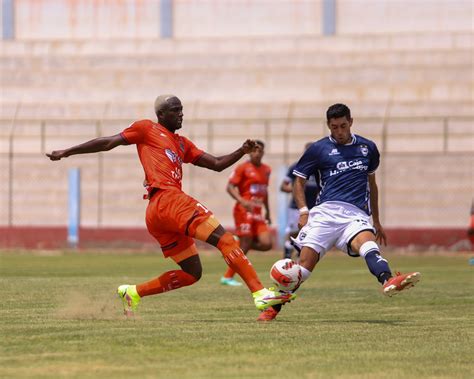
[194,139,256,172]
[368,173,387,245]
[46,134,128,161]
[293,176,309,229]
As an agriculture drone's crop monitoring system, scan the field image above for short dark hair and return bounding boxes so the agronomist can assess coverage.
[255,140,265,148]
[326,103,351,121]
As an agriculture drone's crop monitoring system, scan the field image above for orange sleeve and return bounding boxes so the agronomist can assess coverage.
[228,163,245,186]
[121,120,148,145]
[182,136,204,164]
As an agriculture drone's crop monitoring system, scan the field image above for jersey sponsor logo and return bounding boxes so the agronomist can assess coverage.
[360,145,368,156]
[171,167,182,182]
[328,148,340,156]
[330,160,368,176]
[250,183,267,195]
[165,149,183,165]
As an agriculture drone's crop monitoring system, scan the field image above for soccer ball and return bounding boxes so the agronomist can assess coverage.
[270,258,302,292]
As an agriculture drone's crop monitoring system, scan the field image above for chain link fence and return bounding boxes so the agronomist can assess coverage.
[1,115,472,232]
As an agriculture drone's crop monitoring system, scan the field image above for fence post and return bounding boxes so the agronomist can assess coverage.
[68,168,81,248]
[322,0,336,36]
[277,165,289,249]
[160,0,173,38]
[7,101,20,226]
[2,0,15,40]
[96,120,103,227]
[443,117,448,153]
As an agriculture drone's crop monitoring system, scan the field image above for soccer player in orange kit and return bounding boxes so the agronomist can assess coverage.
[220,141,273,286]
[46,95,295,318]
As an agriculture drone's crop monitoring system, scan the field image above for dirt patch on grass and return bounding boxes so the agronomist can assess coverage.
[55,290,123,320]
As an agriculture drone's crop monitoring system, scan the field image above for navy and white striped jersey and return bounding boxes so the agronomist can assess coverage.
[293,134,380,215]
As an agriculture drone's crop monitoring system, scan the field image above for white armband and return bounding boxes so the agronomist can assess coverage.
[298,206,309,215]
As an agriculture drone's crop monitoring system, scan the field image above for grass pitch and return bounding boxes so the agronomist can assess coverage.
[1,250,472,378]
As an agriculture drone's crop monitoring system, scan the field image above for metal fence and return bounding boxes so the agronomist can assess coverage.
[0,115,473,230]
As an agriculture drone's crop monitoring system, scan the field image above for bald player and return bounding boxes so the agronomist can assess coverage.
[46,95,295,319]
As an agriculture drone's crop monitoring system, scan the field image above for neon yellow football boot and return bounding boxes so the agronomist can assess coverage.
[117,284,141,316]
[253,287,296,311]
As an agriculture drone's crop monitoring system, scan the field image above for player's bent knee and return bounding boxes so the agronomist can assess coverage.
[190,269,202,281]
[181,271,200,286]
[299,247,320,271]
[217,231,238,251]
[180,265,202,282]
[258,242,272,251]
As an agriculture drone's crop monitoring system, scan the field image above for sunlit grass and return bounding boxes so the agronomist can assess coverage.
[1,251,472,378]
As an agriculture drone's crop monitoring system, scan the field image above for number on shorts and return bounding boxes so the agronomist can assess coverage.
[239,223,251,233]
[196,202,209,213]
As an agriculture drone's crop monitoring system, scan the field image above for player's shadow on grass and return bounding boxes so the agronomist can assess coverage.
[318,319,406,325]
[252,318,406,325]
[168,318,406,325]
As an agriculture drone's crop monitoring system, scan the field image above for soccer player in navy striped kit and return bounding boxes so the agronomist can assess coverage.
[259,103,421,321]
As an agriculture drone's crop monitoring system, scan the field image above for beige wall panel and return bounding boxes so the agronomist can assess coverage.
[15,0,160,40]
[174,0,323,38]
[337,0,473,34]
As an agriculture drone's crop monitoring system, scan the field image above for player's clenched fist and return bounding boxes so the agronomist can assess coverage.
[241,139,257,154]
[46,150,68,161]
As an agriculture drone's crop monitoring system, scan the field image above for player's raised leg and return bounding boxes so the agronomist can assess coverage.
[193,216,296,310]
[351,231,421,296]
[118,244,201,316]
[222,221,272,285]
[258,245,317,321]
[220,235,250,287]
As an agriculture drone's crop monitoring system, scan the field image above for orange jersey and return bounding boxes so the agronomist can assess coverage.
[229,161,271,213]
[121,120,204,190]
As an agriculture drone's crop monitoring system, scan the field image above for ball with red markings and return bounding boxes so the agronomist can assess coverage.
[270,258,302,292]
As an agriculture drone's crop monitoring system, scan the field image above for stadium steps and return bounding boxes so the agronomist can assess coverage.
[1,50,471,70]
[1,33,472,104]
[1,31,471,55]
[1,32,472,228]
[1,100,473,121]
[2,66,471,103]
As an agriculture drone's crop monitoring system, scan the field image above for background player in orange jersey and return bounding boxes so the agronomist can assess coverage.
[220,140,273,286]
[46,94,295,318]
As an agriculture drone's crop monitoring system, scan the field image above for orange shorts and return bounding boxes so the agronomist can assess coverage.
[146,188,216,262]
[233,205,270,238]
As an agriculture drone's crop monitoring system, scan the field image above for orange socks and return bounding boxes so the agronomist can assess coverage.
[217,232,263,292]
[223,267,235,278]
[136,270,197,297]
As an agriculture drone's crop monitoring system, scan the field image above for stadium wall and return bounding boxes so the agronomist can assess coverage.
[0,226,469,250]
[5,0,473,40]
[1,1,472,250]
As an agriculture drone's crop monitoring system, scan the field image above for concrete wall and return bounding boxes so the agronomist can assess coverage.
[337,0,473,35]
[174,0,323,37]
[1,116,473,229]
[14,0,161,40]
[7,0,473,40]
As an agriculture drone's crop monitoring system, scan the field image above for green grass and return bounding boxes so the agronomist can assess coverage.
[1,251,473,378]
